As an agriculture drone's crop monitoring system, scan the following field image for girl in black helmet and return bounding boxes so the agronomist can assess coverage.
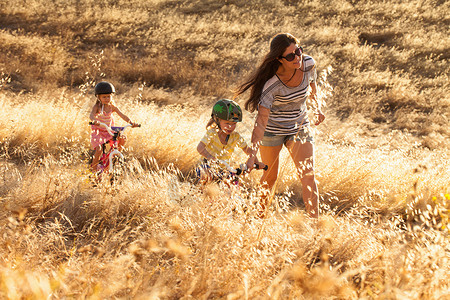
[89,81,138,172]
[196,99,261,184]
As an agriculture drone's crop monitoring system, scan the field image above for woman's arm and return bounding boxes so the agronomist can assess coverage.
[250,106,270,153]
[309,82,325,125]
[197,142,215,160]
[243,145,260,165]
[246,106,270,169]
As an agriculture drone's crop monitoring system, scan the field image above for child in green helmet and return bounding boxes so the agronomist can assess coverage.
[196,99,262,183]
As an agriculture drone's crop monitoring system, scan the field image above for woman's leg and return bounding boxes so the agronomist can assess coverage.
[285,140,319,218]
[258,144,283,217]
[259,144,283,189]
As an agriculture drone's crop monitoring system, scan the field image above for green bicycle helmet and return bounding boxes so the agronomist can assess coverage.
[95,81,116,95]
[211,99,243,123]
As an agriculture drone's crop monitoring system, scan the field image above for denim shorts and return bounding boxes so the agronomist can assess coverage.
[260,127,314,147]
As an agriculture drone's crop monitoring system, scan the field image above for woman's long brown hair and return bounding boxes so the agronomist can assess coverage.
[234,33,299,112]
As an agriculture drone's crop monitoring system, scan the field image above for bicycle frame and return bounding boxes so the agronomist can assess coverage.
[215,159,268,216]
[98,140,123,173]
[199,159,267,186]
[90,122,135,175]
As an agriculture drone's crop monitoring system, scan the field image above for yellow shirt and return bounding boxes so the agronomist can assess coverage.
[200,128,247,164]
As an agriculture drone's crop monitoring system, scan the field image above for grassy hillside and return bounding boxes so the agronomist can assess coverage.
[1,0,449,147]
[0,0,449,298]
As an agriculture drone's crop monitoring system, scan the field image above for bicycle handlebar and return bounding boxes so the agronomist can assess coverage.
[89,121,141,136]
[217,159,268,176]
[235,162,268,176]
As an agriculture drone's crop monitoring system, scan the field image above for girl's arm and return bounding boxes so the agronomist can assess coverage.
[89,103,99,122]
[245,106,270,170]
[197,142,215,160]
[112,105,136,125]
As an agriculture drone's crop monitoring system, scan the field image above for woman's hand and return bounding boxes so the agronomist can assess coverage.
[245,154,257,172]
[315,111,325,125]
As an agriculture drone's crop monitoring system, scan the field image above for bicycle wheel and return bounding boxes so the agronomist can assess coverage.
[110,154,125,185]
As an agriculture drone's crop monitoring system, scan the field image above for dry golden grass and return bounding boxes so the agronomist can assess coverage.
[1,91,448,298]
[1,0,449,298]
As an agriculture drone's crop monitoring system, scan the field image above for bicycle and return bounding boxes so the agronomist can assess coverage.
[89,121,141,185]
[197,159,268,216]
[197,158,267,184]
[219,159,268,177]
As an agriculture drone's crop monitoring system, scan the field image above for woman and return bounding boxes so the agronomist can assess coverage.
[235,33,325,218]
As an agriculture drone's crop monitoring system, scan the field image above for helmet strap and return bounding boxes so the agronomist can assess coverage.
[212,115,231,144]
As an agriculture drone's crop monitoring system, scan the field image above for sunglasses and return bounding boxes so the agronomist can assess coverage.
[280,47,303,61]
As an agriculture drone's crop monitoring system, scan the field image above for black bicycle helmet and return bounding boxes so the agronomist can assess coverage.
[211,99,243,123]
[94,81,116,95]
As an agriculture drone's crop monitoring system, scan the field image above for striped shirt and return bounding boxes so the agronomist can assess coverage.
[259,55,317,135]
[200,128,247,165]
